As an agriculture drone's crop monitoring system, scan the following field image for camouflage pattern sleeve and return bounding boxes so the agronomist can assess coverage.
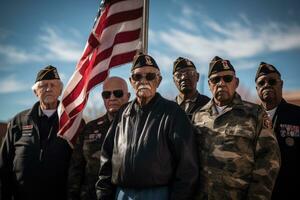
[246,107,281,200]
[67,128,86,200]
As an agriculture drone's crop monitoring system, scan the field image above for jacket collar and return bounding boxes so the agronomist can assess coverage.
[176,90,199,105]
[200,92,243,115]
[124,93,162,117]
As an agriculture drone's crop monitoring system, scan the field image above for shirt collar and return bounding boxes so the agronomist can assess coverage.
[176,91,199,105]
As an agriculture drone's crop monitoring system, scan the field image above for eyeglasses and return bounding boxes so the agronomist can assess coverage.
[174,70,197,80]
[131,72,159,81]
[257,78,278,87]
[101,90,124,99]
[209,75,234,84]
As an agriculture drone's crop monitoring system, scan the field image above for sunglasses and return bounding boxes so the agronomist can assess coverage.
[174,70,197,80]
[101,90,124,99]
[209,75,234,84]
[131,72,158,81]
[257,78,278,87]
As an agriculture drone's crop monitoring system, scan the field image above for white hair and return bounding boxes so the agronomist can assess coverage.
[31,80,64,92]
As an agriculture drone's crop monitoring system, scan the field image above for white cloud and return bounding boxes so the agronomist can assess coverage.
[154,12,300,68]
[0,26,83,65]
[181,4,194,18]
[238,13,252,26]
[175,17,198,32]
[38,27,83,62]
[150,50,174,72]
[0,45,43,64]
[0,75,30,93]
[233,60,258,71]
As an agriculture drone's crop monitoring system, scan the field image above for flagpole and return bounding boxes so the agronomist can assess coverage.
[142,0,149,54]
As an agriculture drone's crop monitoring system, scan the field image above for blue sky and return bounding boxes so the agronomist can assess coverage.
[1,0,300,121]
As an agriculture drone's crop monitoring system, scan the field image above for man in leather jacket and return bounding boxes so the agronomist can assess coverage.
[0,65,73,200]
[96,53,199,200]
[255,62,300,200]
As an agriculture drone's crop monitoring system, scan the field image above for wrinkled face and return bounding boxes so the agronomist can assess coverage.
[34,80,62,106]
[173,67,199,94]
[256,73,283,104]
[102,78,130,114]
[130,66,161,103]
[208,71,239,106]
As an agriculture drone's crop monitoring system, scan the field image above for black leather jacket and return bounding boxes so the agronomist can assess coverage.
[96,93,199,200]
[0,102,72,200]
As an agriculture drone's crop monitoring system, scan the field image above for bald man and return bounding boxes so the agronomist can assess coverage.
[68,77,130,200]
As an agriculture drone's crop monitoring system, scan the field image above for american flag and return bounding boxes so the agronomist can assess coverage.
[58,0,144,146]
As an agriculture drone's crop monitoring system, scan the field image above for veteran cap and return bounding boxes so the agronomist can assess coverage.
[173,57,196,74]
[255,62,281,81]
[208,56,235,77]
[35,65,60,83]
[131,52,159,71]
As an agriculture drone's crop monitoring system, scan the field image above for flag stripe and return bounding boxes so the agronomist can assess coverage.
[87,50,136,91]
[64,39,141,114]
[61,16,142,104]
[62,29,141,107]
[58,0,143,144]
[98,7,143,35]
[95,0,142,35]
[94,29,141,68]
[61,16,142,98]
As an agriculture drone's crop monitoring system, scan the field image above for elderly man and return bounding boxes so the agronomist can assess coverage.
[255,62,300,200]
[68,77,130,200]
[192,56,281,200]
[0,65,73,200]
[96,53,199,200]
[173,57,210,119]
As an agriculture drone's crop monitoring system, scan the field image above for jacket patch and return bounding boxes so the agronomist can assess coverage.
[22,125,33,130]
[87,133,102,141]
[262,113,272,129]
[22,125,33,136]
[280,124,300,137]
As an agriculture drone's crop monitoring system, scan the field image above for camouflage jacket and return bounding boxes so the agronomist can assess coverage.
[192,93,281,200]
[68,114,111,200]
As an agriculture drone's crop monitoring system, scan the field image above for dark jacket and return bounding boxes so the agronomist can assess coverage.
[272,99,300,200]
[96,93,199,200]
[68,114,111,200]
[175,91,210,119]
[0,102,72,200]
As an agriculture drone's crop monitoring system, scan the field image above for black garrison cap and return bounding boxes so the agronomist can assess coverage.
[208,56,235,77]
[131,52,159,71]
[255,62,281,81]
[35,65,60,83]
[173,57,196,74]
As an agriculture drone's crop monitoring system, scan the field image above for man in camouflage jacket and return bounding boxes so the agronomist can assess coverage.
[192,56,281,200]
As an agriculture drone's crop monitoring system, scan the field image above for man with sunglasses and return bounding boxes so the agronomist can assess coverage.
[192,56,280,200]
[68,77,130,200]
[173,57,210,119]
[255,62,300,200]
[96,53,199,200]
